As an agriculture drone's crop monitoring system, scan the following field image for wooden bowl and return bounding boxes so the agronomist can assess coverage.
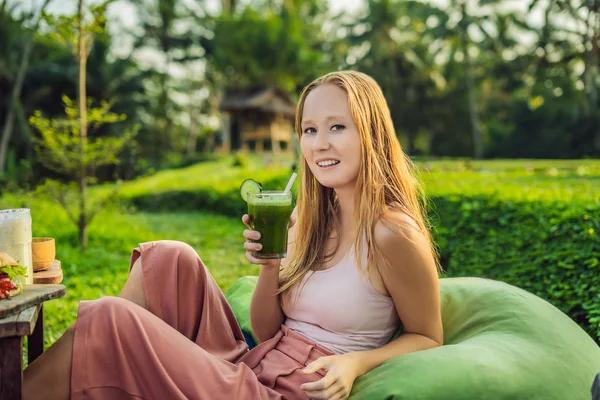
[32,237,55,271]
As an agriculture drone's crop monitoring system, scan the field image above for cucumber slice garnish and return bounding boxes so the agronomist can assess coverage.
[240,179,262,202]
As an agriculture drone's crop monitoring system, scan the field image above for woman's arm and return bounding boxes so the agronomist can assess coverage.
[249,207,298,342]
[352,213,443,375]
[250,263,285,342]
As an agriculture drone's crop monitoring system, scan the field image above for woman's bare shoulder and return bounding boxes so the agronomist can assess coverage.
[372,209,431,268]
[374,208,422,241]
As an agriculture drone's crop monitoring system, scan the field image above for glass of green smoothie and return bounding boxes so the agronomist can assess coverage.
[247,191,293,259]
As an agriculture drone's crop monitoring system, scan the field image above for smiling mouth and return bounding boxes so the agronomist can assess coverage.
[317,160,340,168]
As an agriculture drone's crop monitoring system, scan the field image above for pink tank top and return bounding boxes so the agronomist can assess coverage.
[282,244,401,354]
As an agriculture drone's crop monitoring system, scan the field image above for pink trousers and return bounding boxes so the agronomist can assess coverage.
[70,240,333,399]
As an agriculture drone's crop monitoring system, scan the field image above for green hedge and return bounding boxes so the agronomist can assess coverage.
[429,194,599,343]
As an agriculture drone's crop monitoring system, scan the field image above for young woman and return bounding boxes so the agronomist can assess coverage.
[23,71,443,400]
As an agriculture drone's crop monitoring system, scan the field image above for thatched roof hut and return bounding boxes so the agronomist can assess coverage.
[218,87,296,153]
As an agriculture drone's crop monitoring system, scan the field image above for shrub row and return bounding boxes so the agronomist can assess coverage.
[430,194,599,343]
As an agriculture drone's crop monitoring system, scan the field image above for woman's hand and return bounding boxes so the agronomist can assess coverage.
[242,214,296,269]
[300,353,362,400]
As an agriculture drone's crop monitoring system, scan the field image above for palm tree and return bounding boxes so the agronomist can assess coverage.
[0,0,53,176]
[523,0,599,155]
[425,0,520,158]
[456,0,484,159]
[347,0,446,154]
[133,0,179,166]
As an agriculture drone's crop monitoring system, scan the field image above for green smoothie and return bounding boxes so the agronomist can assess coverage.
[247,191,292,259]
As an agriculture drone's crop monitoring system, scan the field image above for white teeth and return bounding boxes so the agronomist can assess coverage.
[317,160,339,167]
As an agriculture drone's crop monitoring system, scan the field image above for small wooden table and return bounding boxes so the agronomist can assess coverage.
[0,284,66,400]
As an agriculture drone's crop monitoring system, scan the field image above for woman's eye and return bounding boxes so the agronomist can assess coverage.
[303,127,317,134]
[331,124,345,131]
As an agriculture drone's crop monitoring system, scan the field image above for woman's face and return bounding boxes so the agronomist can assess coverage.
[300,84,362,190]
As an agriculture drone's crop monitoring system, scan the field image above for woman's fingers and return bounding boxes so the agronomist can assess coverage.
[242,215,268,265]
[244,241,262,252]
[307,383,344,400]
[305,383,343,400]
[243,229,261,241]
[241,214,252,230]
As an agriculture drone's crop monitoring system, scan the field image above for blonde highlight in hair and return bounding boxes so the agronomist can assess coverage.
[278,70,441,303]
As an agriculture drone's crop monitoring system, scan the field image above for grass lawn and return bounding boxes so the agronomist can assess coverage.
[41,209,255,346]
[417,161,599,204]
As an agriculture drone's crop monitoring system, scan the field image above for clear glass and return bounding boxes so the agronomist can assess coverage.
[0,208,33,285]
[247,191,293,259]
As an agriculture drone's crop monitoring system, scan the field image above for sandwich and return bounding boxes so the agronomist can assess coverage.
[0,252,27,299]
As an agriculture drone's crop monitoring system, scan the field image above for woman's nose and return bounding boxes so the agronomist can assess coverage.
[312,131,330,150]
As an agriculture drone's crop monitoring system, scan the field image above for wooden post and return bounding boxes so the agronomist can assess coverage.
[0,337,23,400]
[28,305,44,364]
[270,116,280,154]
[220,113,231,152]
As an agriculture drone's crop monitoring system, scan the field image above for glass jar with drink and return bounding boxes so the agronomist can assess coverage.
[240,173,296,259]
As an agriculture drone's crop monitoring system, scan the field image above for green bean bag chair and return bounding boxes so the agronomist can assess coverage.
[225,276,600,400]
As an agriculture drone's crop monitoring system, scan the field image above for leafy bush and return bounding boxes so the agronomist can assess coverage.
[163,153,218,170]
[430,194,600,343]
[232,153,248,168]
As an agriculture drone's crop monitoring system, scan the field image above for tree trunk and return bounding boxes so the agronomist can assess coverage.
[406,133,416,155]
[591,8,600,154]
[464,51,483,159]
[157,26,173,166]
[78,0,88,252]
[78,213,88,252]
[0,110,16,177]
[405,86,416,155]
[0,0,53,176]
[460,4,483,159]
[222,0,236,13]
[186,106,200,155]
[160,71,171,165]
